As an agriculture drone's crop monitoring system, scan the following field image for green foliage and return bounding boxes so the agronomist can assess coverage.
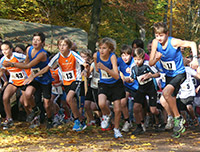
[1,0,200,52]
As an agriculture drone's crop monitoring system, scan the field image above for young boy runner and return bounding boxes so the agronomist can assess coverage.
[0,41,27,129]
[93,37,125,138]
[149,22,199,137]
[176,60,200,127]
[117,44,139,132]
[3,32,53,128]
[23,36,88,131]
[126,48,164,135]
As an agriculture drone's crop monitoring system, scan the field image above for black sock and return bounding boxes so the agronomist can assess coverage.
[74,117,78,121]
[141,120,144,124]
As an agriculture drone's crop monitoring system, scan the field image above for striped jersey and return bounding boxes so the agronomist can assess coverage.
[48,51,85,85]
[0,52,26,86]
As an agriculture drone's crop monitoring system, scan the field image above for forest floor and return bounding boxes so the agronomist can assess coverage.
[0,121,199,152]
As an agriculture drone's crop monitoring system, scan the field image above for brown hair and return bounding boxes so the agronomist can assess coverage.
[79,49,92,60]
[153,22,168,34]
[57,36,72,49]
[99,37,116,52]
[33,32,45,43]
[120,44,132,55]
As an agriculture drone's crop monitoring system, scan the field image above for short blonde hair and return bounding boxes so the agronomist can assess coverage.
[99,37,116,52]
[153,22,168,34]
[132,48,145,59]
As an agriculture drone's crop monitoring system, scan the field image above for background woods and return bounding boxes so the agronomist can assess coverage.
[1,0,200,54]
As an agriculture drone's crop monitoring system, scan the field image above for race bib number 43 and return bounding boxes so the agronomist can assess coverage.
[161,60,176,70]
[10,72,25,80]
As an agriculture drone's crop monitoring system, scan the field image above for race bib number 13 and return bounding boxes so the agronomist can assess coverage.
[62,71,75,81]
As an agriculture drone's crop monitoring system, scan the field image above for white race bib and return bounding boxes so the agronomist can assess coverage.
[161,60,176,70]
[181,82,192,91]
[160,73,166,83]
[10,71,25,80]
[62,71,75,81]
[137,74,152,85]
[101,70,112,79]
[52,86,63,94]
[91,78,99,88]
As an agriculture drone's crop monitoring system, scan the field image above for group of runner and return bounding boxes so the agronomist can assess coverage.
[0,22,199,138]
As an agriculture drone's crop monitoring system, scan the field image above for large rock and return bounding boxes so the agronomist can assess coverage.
[0,18,88,53]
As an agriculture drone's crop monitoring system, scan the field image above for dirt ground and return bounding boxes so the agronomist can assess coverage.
[0,121,199,152]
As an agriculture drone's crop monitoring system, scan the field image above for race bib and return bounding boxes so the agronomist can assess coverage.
[91,78,99,88]
[161,60,176,70]
[52,86,63,94]
[160,73,166,82]
[137,74,152,85]
[101,70,112,79]
[62,71,75,81]
[10,71,25,80]
[181,82,192,91]
[31,68,43,77]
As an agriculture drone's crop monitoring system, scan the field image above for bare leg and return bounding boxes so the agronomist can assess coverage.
[98,94,111,115]
[162,85,180,117]
[3,84,17,119]
[113,100,121,129]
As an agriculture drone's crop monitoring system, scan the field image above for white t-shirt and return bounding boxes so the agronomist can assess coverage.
[177,66,197,99]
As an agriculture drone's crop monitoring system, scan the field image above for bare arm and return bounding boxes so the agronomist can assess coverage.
[23,65,50,85]
[97,54,119,80]
[172,38,198,69]
[93,52,98,72]
[87,64,94,78]
[149,39,162,66]
[3,51,47,69]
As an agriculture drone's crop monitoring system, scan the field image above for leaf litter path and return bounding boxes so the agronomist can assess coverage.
[0,121,199,152]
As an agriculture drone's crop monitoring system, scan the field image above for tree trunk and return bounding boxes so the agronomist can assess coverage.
[163,0,168,23]
[88,0,102,53]
[169,0,173,36]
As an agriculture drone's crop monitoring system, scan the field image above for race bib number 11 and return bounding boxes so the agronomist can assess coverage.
[161,60,176,70]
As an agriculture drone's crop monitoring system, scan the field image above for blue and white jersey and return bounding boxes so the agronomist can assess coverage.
[157,36,185,77]
[28,46,52,85]
[97,51,120,84]
[117,57,138,91]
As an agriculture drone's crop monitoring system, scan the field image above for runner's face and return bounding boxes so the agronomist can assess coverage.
[134,56,144,67]
[155,33,168,45]
[15,47,24,54]
[1,44,12,58]
[99,43,110,58]
[58,41,70,54]
[121,53,131,64]
[32,36,43,49]
[80,53,89,62]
